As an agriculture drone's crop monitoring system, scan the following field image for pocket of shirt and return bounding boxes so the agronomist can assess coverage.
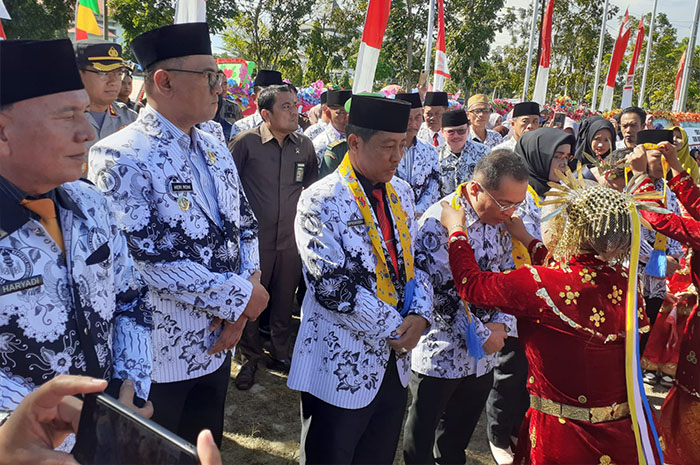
[86,242,110,265]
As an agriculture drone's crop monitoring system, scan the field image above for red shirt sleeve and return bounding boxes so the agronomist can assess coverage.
[448,231,544,318]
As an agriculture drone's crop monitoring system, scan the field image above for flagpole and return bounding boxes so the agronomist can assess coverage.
[591,0,609,111]
[102,0,108,40]
[522,0,540,101]
[679,0,700,112]
[423,0,435,78]
[637,0,658,107]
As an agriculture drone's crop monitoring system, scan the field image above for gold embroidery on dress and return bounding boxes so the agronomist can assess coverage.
[590,307,606,327]
[559,285,580,305]
[579,268,597,284]
[530,426,536,448]
[687,350,698,365]
[607,285,622,304]
[598,455,615,465]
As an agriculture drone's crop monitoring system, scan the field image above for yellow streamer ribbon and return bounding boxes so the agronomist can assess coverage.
[338,154,415,307]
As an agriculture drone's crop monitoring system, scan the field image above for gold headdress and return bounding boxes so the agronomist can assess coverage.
[540,165,669,262]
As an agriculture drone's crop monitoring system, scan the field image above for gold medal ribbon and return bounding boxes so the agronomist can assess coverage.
[338,155,415,308]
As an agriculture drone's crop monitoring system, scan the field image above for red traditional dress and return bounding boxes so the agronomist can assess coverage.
[447,232,657,465]
[636,172,700,464]
[642,250,695,378]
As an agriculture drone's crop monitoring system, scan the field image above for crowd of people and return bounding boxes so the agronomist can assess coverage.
[1,19,700,465]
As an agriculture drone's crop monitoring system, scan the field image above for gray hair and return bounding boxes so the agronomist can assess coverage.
[473,149,529,190]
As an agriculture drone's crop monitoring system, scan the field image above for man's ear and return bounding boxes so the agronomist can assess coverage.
[347,133,360,153]
[260,108,270,123]
[0,110,11,159]
[152,69,175,97]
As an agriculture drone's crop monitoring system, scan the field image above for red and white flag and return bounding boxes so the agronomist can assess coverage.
[352,0,391,93]
[175,0,207,24]
[532,0,554,104]
[599,8,631,111]
[0,0,11,40]
[672,47,687,112]
[621,18,644,108]
[432,0,450,91]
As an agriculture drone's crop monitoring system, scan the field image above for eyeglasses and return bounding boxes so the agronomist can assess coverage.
[82,68,130,81]
[474,181,526,212]
[163,68,225,89]
[444,128,468,136]
[468,108,490,116]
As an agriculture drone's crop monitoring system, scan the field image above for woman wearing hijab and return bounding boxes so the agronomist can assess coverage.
[572,116,616,168]
[516,127,576,205]
[671,126,700,183]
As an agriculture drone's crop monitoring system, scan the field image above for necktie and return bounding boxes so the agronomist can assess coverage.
[20,198,65,254]
[432,133,439,147]
[371,188,400,276]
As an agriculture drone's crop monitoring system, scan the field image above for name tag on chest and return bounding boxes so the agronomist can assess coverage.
[347,218,365,227]
[0,275,43,296]
[294,162,305,183]
[171,182,193,193]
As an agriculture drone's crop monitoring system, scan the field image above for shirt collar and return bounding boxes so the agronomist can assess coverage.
[259,122,299,146]
[145,104,194,150]
[0,175,85,240]
[355,170,383,197]
[457,187,481,228]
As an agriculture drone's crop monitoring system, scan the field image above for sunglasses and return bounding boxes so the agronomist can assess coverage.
[444,128,468,136]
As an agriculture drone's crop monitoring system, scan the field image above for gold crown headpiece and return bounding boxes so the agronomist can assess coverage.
[540,164,670,262]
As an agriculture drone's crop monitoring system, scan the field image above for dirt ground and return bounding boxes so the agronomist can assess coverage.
[220,316,670,465]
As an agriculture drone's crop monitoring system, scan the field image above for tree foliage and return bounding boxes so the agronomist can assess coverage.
[108,0,235,59]
[2,0,74,40]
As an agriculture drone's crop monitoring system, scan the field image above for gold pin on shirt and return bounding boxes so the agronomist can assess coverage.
[207,150,216,164]
[178,196,190,211]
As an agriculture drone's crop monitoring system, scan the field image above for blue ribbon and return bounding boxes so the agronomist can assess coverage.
[644,249,667,278]
[400,278,416,317]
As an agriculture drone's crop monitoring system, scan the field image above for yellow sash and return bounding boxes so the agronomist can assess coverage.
[510,185,541,268]
[338,155,415,307]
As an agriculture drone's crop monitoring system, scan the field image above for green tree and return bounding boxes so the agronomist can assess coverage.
[108,0,235,58]
[2,0,73,40]
[221,0,315,81]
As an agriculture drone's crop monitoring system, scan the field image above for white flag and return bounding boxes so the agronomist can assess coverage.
[0,1,11,20]
[174,0,206,24]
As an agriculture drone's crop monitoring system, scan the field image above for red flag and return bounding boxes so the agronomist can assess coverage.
[600,9,631,110]
[673,48,687,111]
[0,20,5,40]
[432,0,450,91]
[352,0,391,92]
[532,0,554,104]
[621,18,644,108]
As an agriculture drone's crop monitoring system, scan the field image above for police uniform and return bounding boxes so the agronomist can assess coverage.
[74,40,137,150]
[88,23,260,447]
[290,96,433,464]
[320,138,348,178]
[0,39,152,427]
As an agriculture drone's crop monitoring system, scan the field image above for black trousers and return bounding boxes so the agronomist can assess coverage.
[640,296,665,355]
[240,247,301,362]
[148,353,231,447]
[486,337,529,449]
[300,353,408,464]
[403,370,494,465]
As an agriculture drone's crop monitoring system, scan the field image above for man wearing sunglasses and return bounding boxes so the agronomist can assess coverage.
[88,23,269,447]
[74,40,137,151]
[438,109,489,196]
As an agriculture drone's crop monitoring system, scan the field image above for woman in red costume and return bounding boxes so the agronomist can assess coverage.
[441,172,663,464]
[628,141,700,464]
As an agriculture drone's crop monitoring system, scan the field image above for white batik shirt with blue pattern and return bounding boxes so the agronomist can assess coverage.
[396,138,441,216]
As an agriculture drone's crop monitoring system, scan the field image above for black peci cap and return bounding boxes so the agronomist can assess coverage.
[513,101,540,118]
[131,22,212,70]
[326,90,352,107]
[0,39,84,106]
[442,109,469,127]
[424,91,448,107]
[253,69,283,87]
[348,95,411,133]
[395,92,422,109]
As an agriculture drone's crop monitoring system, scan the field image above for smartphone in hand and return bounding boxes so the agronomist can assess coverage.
[73,393,200,465]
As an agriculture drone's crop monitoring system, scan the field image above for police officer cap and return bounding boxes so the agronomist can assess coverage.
[424,91,448,107]
[348,95,411,133]
[442,109,468,128]
[74,39,125,72]
[131,22,212,70]
[395,93,422,109]
[513,101,540,118]
[326,90,352,107]
[254,69,283,87]
[0,39,84,106]
[636,129,674,146]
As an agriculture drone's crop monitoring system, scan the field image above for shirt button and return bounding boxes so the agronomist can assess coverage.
[84,328,89,335]
[578,395,587,404]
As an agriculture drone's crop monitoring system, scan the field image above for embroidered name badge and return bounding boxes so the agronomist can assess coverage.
[0,275,43,296]
[171,182,193,193]
[347,218,365,227]
[294,162,305,183]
